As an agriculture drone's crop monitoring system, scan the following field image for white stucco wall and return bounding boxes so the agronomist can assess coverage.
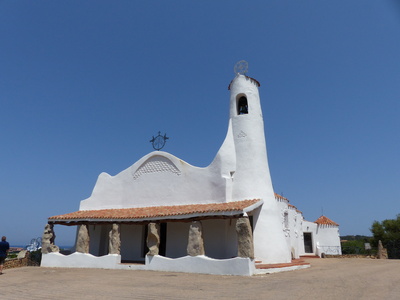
[80,153,230,211]
[301,221,318,255]
[315,225,342,255]
[273,193,342,258]
[145,255,255,276]
[41,253,255,276]
[229,75,291,264]
[300,220,342,256]
[41,252,123,269]
[275,199,290,254]
[287,206,301,259]
[295,214,306,256]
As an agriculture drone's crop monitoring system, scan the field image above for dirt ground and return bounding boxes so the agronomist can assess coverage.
[1,258,399,300]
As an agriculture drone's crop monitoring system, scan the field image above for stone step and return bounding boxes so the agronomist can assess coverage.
[300,255,320,259]
[255,259,310,270]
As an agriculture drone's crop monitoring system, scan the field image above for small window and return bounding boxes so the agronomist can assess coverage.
[237,96,248,115]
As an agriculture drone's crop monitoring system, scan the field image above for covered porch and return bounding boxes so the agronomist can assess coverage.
[41,199,261,276]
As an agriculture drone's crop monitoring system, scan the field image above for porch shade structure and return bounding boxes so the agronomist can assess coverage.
[47,199,263,226]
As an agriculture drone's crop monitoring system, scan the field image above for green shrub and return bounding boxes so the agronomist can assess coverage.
[29,249,42,265]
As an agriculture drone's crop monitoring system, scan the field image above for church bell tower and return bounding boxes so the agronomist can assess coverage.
[229,61,291,263]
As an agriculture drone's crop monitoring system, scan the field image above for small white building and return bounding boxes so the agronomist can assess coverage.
[41,63,341,275]
[275,194,341,259]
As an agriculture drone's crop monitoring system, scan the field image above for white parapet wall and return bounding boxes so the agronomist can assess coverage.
[145,255,255,276]
[41,252,122,269]
[41,253,255,276]
[41,252,128,269]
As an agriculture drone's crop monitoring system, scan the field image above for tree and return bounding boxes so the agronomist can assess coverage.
[370,215,400,258]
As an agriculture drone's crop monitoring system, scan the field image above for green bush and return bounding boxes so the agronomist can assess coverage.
[29,249,42,265]
[341,239,375,255]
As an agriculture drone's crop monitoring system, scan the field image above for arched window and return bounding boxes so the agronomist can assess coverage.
[237,96,248,115]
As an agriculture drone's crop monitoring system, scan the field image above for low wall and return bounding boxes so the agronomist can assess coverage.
[4,251,39,269]
[325,254,376,259]
[42,252,255,276]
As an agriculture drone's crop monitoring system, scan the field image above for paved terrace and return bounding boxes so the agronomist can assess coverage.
[1,258,399,299]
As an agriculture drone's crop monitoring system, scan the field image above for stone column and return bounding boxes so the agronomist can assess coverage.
[187,221,205,256]
[76,224,90,253]
[41,223,60,254]
[236,217,254,259]
[147,223,160,256]
[377,240,388,259]
[108,223,121,255]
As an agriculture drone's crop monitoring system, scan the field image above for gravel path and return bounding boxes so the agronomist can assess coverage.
[0,258,399,300]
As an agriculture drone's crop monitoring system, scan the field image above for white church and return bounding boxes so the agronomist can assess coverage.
[41,62,341,275]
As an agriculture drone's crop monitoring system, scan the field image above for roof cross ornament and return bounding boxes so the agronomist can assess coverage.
[234,60,249,76]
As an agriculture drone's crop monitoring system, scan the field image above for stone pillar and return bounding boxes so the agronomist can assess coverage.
[76,224,90,253]
[377,240,388,259]
[147,223,160,256]
[236,217,254,259]
[108,223,121,255]
[187,221,205,256]
[41,223,60,254]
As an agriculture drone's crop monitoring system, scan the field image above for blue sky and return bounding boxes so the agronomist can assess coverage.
[1,1,399,246]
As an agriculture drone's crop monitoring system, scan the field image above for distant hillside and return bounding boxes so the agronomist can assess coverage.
[340,235,371,241]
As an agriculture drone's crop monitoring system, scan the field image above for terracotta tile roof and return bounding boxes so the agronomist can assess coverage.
[274,193,289,202]
[49,199,261,222]
[275,193,303,214]
[314,215,339,226]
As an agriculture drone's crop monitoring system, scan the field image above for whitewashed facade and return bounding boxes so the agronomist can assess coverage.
[41,67,341,275]
[275,194,342,258]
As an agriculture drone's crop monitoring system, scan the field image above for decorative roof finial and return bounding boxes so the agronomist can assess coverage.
[234,60,248,76]
[150,131,169,151]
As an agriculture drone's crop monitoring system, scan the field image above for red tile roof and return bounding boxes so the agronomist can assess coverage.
[274,193,289,202]
[314,215,339,226]
[275,193,303,214]
[48,199,262,222]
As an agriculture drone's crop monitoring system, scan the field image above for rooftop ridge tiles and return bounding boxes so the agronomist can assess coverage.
[274,193,289,202]
[314,215,339,226]
[49,199,261,221]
